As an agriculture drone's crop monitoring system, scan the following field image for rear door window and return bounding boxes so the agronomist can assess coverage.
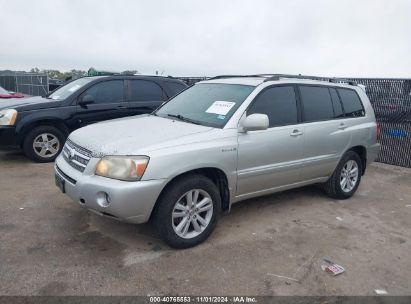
[129,80,166,101]
[247,86,298,127]
[165,81,187,98]
[299,86,334,122]
[337,88,365,117]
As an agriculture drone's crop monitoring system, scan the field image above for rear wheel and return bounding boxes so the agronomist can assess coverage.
[323,151,362,199]
[153,174,221,249]
[23,126,65,163]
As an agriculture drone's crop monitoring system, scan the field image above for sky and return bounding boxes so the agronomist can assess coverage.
[0,0,410,77]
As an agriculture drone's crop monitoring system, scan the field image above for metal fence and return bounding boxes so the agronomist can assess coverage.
[350,78,411,168]
[0,72,49,97]
[181,76,411,168]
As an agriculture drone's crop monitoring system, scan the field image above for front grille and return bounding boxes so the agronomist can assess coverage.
[62,139,92,172]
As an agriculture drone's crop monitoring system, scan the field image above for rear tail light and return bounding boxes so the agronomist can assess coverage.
[376,123,381,142]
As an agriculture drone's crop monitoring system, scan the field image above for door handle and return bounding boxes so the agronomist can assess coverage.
[290,129,303,137]
[116,105,127,109]
[338,123,347,130]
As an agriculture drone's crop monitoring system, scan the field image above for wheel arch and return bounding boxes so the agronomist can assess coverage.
[149,167,230,221]
[18,119,70,146]
[346,145,367,175]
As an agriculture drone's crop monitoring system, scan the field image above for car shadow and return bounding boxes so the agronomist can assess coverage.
[228,185,325,215]
[87,185,327,252]
[0,148,30,163]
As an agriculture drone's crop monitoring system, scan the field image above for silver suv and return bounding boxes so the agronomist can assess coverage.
[55,74,380,248]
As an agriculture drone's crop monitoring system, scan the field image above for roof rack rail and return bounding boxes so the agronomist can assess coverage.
[263,74,358,86]
[208,74,358,86]
[99,74,177,78]
[264,74,323,81]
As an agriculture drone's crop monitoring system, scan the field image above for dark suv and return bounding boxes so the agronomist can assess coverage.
[0,75,187,162]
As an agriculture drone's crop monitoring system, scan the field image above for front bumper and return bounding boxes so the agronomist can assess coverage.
[0,126,19,147]
[54,154,167,224]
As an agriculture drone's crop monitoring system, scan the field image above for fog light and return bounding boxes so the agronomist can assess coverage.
[96,192,111,208]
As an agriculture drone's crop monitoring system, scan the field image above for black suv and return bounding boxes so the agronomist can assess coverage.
[0,75,187,162]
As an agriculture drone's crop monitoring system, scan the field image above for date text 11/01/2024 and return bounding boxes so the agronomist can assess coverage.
[149,296,257,303]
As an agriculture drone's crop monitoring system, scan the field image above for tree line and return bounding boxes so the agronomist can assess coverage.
[28,68,139,80]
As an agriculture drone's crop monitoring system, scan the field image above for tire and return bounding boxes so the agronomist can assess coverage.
[22,125,66,163]
[323,150,363,199]
[153,174,221,249]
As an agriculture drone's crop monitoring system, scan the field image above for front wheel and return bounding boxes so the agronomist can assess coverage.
[22,126,65,163]
[323,151,363,199]
[153,174,221,249]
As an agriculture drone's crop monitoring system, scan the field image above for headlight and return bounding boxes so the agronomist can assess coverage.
[95,156,149,181]
[0,109,18,126]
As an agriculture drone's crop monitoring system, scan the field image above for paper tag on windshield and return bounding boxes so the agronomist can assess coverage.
[206,101,236,115]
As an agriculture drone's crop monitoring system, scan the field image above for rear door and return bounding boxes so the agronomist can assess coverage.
[75,79,127,127]
[298,85,351,180]
[126,79,168,115]
[236,85,305,196]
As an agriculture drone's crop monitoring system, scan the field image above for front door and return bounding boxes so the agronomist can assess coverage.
[236,85,305,196]
[75,80,128,127]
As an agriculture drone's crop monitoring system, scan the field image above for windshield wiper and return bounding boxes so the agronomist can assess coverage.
[167,114,201,125]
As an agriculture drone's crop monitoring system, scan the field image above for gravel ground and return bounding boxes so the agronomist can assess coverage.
[0,149,411,296]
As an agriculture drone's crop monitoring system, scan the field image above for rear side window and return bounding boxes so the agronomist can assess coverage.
[300,86,334,122]
[330,88,344,118]
[337,89,365,117]
[129,80,166,101]
[247,86,298,127]
[83,80,124,104]
[165,81,187,98]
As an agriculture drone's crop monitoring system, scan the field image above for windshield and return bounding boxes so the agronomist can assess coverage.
[0,86,9,94]
[48,78,95,100]
[155,83,255,128]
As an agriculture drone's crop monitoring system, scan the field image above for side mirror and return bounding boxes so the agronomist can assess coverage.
[78,94,94,107]
[241,114,269,132]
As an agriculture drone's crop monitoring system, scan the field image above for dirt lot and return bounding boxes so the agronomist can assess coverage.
[0,149,411,296]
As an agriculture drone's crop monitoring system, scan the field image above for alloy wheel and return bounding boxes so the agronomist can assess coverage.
[171,189,214,239]
[32,133,60,158]
[340,160,359,193]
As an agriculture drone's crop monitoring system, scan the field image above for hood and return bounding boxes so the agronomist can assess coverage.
[69,115,214,156]
[0,96,60,111]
